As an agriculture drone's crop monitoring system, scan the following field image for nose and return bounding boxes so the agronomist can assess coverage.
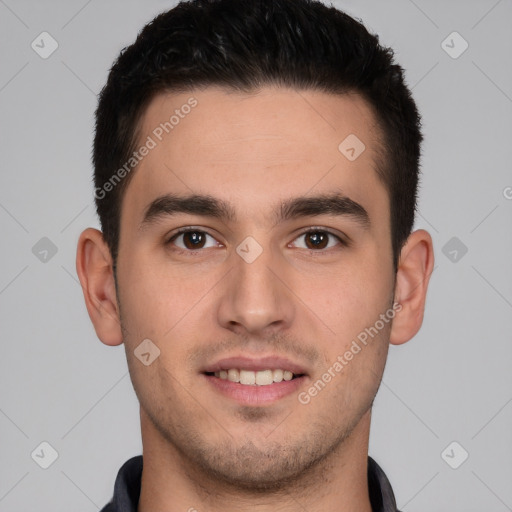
[216,241,296,337]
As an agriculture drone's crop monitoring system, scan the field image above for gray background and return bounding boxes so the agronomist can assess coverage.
[0,0,511,510]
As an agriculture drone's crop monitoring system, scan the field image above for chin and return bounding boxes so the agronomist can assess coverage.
[179,426,351,493]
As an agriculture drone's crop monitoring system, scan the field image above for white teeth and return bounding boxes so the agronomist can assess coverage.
[213,369,297,386]
[240,370,256,385]
[227,369,240,383]
[255,369,273,385]
[273,369,284,382]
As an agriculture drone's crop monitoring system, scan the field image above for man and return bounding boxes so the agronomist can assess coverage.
[76,0,434,510]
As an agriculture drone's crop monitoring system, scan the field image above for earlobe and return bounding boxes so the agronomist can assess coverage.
[389,229,434,345]
[76,228,123,346]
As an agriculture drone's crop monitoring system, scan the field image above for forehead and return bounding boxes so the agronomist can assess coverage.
[122,86,387,226]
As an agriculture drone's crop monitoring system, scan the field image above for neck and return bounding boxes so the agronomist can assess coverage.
[138,409,374,512]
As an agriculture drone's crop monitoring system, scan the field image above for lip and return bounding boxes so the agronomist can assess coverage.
[201,355,309,406]
[202,356,308,375]
[202,373,307,405]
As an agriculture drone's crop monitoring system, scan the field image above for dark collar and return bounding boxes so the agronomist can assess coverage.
[101,455,400,512]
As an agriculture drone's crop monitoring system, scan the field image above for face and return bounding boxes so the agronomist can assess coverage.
[115,86,396,488]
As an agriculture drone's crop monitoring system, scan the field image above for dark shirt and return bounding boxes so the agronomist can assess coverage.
[100,455,401,512]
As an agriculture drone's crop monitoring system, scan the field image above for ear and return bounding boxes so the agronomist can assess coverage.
[390,229,434,345]
[76,228,123,346]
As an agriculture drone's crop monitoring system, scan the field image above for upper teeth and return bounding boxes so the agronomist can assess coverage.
[214,369,294,385]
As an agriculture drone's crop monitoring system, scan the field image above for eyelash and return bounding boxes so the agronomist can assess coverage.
[166,227,348,254]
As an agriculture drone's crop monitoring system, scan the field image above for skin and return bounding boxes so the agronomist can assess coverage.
[76,86,434,512]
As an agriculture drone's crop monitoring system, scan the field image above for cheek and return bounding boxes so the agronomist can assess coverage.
[118,254,188,337]
[117,253,223,376]
[297,260,393,339]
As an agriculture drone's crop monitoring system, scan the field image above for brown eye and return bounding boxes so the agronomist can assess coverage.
[169,230,218,251]
[291,230,343,251]
[182,231,206,249]
[305,231,329,249]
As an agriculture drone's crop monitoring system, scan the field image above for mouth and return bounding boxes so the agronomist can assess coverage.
[201,356,308,405]
[205,368,304,386]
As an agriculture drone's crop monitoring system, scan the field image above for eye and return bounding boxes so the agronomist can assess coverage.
[290,229,345,251]
[167,229,220,250]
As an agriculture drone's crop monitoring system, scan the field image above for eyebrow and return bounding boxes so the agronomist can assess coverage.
[140,192,370,230]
